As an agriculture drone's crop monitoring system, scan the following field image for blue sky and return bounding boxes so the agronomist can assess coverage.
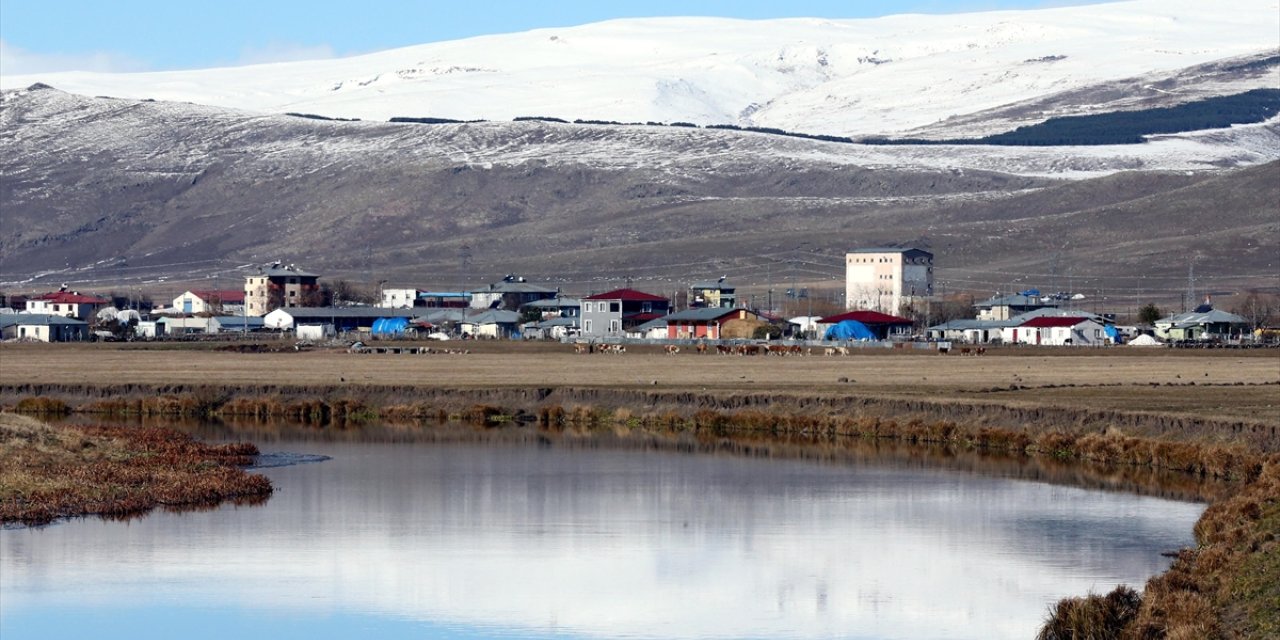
[0,0,1106,75]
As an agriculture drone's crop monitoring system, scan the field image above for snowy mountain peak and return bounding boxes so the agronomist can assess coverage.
[2,0,1279,135]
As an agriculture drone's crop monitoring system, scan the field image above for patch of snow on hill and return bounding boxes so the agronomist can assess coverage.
[4,86,1275,181]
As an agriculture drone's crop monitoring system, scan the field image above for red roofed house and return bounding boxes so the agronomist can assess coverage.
[662,307,763,340]
[581,288,670,339]
[1002,316,1107,346]
[818,310,915,340]
[25,288,112,320]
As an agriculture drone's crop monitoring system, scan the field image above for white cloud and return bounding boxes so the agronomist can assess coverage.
[0,39,150,77]
[235,42,336,66]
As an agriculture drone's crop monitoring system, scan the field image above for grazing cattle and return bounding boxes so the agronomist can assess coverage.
[574,343,588,354]
[740,345,761,356]
[716,344,734,355]
[664,345,680,355]
[837,347,850,356]
[696,343,708,355]
[975,347,987,356]
[959,347,972,355]
[824,347,836,356]
[789,345,805,356]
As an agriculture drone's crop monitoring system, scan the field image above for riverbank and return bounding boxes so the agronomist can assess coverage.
[0,413,272,526]
[2,343,1276,637]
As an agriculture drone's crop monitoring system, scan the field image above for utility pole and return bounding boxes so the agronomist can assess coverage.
[459,245,472,293]
[1186,260,1196,310]
[766,260,773,314]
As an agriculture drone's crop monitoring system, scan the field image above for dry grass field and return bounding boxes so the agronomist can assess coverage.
[3,342,1277,425]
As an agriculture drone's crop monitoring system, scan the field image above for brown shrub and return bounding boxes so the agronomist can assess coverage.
[14,397,71,415]
[1037,585,1141,640]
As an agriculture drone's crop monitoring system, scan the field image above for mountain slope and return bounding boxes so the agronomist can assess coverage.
[3,0,1277,136]
[1,86,1276,298]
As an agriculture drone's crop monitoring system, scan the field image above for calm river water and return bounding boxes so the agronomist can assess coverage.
[0,432,1204,640]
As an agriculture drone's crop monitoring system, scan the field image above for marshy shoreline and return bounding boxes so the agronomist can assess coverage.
[0,413,272,527]
[1,344,1277,638]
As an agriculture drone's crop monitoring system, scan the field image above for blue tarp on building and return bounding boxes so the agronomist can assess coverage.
[823,320,876,341]
[371,317,409,335]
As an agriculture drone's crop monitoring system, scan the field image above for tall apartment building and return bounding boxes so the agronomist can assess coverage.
[845,248,933,314]
[244,263,321,317]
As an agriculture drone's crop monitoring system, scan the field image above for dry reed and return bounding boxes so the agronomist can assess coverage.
[1,412,272,526]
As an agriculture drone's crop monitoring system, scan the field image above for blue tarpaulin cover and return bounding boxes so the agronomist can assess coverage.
[824,320,875,341]
[371,317,409,335]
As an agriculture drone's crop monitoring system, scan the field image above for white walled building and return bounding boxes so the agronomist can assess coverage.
[25,290,111,320]
[381,288,420,309]
[170,290,245,315]
[1002,316,1108,346]
[845,248,933,314]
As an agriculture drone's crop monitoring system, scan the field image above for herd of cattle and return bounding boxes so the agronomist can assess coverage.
[570,343,990,356]
[572,343,861,356]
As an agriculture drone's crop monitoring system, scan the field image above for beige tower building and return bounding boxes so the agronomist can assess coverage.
[244,263,321,317]
[845,248,933,314]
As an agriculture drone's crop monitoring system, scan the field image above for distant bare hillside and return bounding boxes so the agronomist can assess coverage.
[0,86,1276,303]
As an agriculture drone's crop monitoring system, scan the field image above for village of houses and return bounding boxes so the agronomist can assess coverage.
[0,248,1270,350]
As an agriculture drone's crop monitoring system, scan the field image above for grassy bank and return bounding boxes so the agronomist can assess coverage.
[0,413,273,526]
[1039,456,1279,639]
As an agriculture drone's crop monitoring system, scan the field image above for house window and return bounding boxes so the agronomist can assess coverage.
[610,320,620,333]
[642,302,652,313]
[584,320,593,333]
[610,302,620,313]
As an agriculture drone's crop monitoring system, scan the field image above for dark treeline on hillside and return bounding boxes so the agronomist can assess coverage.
[286,112,361,122]
[382,89,1280,146]
[970,88,1280,145]
[863,89,1280,146]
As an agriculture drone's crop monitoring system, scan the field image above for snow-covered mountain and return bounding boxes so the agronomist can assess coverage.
[3,0,1278,136]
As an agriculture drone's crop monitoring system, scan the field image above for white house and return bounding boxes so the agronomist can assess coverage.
[845,248,933,315]
[1002,316,1108,346]
[169,290,245,315]
[381,288,420,309]
[0,314,90,342]
[25,289,111,320]
[469,277,558,310]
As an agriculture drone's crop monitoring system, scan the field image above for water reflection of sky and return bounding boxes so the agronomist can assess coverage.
[0,441,1204,640]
